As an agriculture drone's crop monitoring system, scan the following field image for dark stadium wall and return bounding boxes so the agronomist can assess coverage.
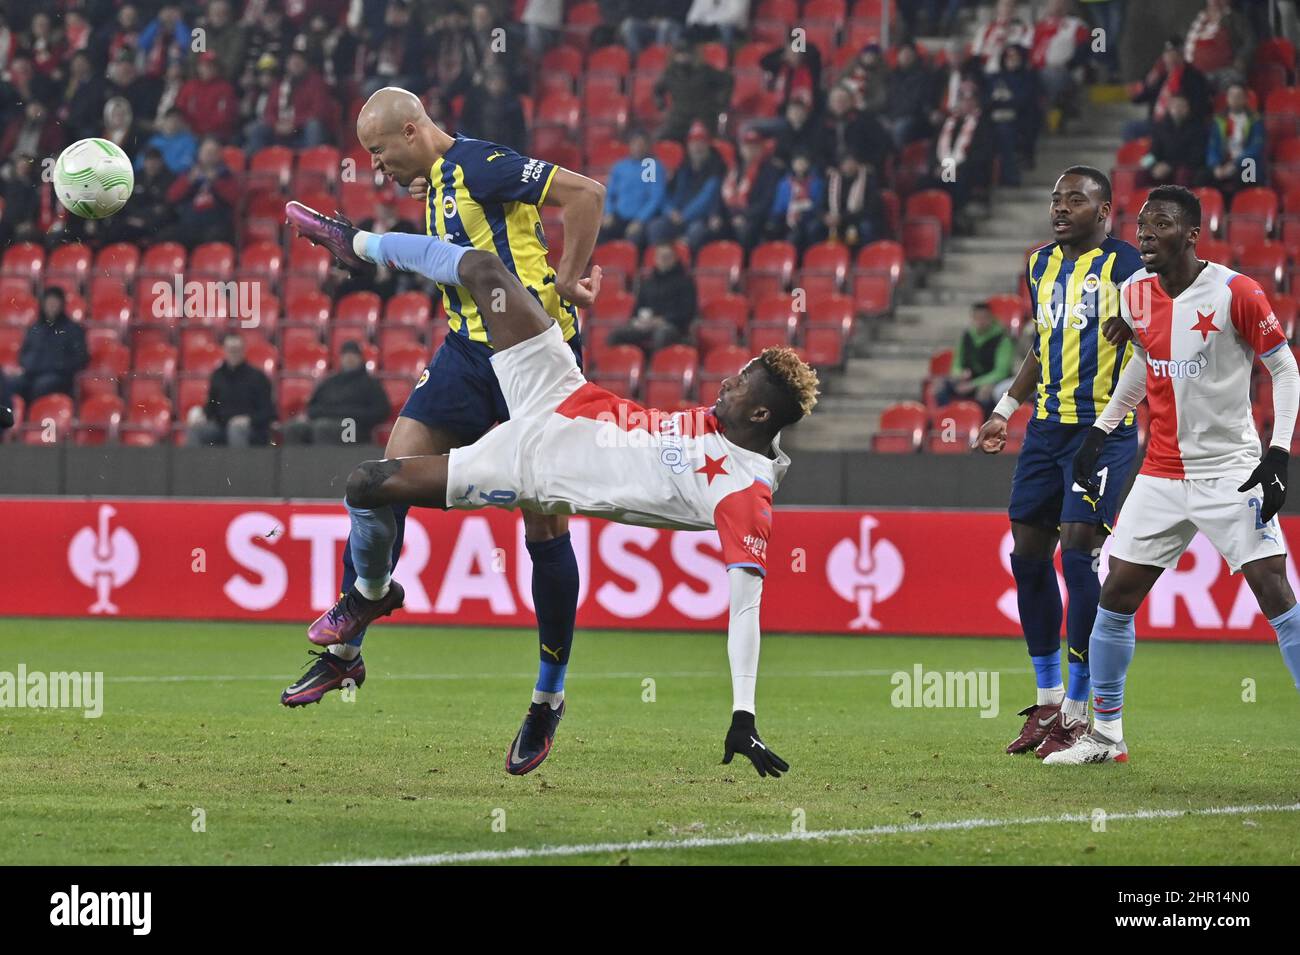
[4,443,1298,513]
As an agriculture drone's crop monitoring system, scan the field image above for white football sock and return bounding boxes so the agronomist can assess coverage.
[1093,717,1123,742]
[532,689,564,710]
[1061,696,1087,724]
[352,229,377,261]
[355,576,390,601]
[1037,684,1065,707]
[329,643,360,661]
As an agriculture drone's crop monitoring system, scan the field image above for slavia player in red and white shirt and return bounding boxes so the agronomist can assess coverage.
[1048,185,1300,764]
[290,203,819,778]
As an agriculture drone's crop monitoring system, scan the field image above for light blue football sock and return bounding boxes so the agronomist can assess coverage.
[345,500,396,592]
[1267,602,1300,691]
[1089,606,1136,728]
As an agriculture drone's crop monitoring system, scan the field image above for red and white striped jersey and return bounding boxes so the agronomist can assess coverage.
[1120,261,1288,479]
[537,385,789,576]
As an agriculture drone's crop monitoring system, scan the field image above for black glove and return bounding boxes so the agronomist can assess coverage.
[722,710,789,778]
[1071,426,1108,500]
[1239,447,1289,524]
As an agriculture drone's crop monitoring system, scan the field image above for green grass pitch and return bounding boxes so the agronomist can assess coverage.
[1,618,1297,865]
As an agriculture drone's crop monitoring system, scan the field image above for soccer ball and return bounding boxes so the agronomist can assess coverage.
[53,138,135,219]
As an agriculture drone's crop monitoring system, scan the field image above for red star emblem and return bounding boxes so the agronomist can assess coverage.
[1192,308,1219,342]
[695,453,729,485]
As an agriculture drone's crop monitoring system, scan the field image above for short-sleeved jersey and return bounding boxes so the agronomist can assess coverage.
[424,135,579,346]
[1026,236,1145,425]
[538,386,788,576]
[1120,261,1288,479]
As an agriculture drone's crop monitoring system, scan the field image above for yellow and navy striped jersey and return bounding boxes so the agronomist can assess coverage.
[1026,235,1144,425]
[424,135,579,346]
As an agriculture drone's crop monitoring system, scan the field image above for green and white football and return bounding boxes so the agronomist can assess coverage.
[53,138,135,219]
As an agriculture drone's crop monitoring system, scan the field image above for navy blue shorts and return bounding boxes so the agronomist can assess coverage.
[399,328,584,443]
[1009,418,1138,532]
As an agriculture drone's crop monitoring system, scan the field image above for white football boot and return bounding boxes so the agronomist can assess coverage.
[1042,730,1129,765]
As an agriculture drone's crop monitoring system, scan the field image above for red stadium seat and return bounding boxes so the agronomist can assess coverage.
[1,242,44,288]
[1235,240,1287,297]
[294,145,341,193]
[0,326,23,373]
[243,337,279,377]
[902,190,952,262]
[926,401,983,453]
[244,192,289,245]
[139,242,187,281]
[697,344,750,405]
[285,291,332,330]
[384,291,433,327]
[335,291,382,331]
[220,145,246,174]
[189,242,236,282]
[1193,187,1226,237]
[91,243,141,289]
[591,287,635,324]
[803,325,846,367]
[1,289,38,327]
[282,340,328,375]
[590,344,644,398]
[288,238,332,286]
[542,44,584,80]
[120,394,173,445]
[176,375,210,419]
[22,393,74,444]
[238,241,284,288]
[696,241,743,296]
[652,138,682,176]
[73,392,123,446]
[76,374,122,401]
[986,294,1025,336]
[872,401,928,453]
[592,241,638,291]
[1273,140,1300,197]
[1197,235,1232,266]
[747,317,796,351]
[929,347,954,377]
[1002,402,1033,453]
[644,344,698,408]
[585,136,628,181]
[181,338,223,375]
[134,341,178,384]
[124,374,168,407]
[588,45,631,76]
[747,241,797,299]
[89,340,131,378]
[1264,88,1300,142]
[584,87,628,131]
[248,145,295,193]
[377,325,423,352]
[855,240,905,303]
[1272,293,1297,341]
[1229,187,1280,248]
[799,241,851,297]
[381,343,429,377]
[277,375,316,421]
[47,244,93,292]
[377,375,409,421]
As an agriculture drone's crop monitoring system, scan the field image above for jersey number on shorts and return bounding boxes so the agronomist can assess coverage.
[1247,497,1269,530]
[1071,466,1108,497]
[480,488,518,505]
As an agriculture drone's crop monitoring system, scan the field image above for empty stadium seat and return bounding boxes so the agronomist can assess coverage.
[335,291,382,330]
[2,290,38,327]
[1193,187,1226,236]
[285,291,332,330]
[747,242,797,299]
[589,344,644,398]
[926,401,983,453]
[283,341,328,375]
[22,393,74,444]
[1236,240,1288,297]
[1002,402,1033,453]
[248,145,295,192]
[384,291,433,327]
[238,241,284,289]
[189,242,236,282]
[74,392,124,446]
[1229,187,1279,248]
[277,375,316,421]
[593,241,639,291]
[0,326,23,372]
[986,294,1025,336]
[181,338,223,375]
[120,394,173,445]
[1,242,44,288]
[644,344,698,408]
[872,401,927,453]
[294,145,341,193]
[799,242,851,297]
[902,190,952,263]
[139,242,187,281]
[381,343,429,377]
[47,244,93,292]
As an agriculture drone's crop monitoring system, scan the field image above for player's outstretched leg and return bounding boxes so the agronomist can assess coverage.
[282,650,367,708]
[1045,558,1161,765]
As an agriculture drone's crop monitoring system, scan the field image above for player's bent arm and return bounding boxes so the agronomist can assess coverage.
[1093,342,1147,435]
[727,566,764,715]
[1261,343,1300,451]
[993,349,1041,418]
[544,168,606,298]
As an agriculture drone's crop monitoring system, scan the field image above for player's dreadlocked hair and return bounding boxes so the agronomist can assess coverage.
[757,347,820,433]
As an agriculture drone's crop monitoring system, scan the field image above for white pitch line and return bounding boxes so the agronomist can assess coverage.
[328,802,1300,866]
[105,668,1032,684]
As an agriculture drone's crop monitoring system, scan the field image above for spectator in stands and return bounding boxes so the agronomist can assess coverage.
[521,0,563,55]
[825,151,887,248]
[11,288,89,405]
[283,341,391,446]
[101,96,141,156]
[104,51,163,127]
[4,55,57,120]
[770,148,827,249]
[176,52,239,142]
[1204,82,1265,196]
[198,0,247,84]
[59,52,105,142]
[648,120,724,247]
[0,100,63,163]
[0,154,41,246]
[710,127,781,250]
[152,60,188,133]
[621,1,688,56]
[160,136,239,246]
[970,0,1032,74]
[1185,0,1255,86]
[360,0,425,100]
[92,5,142,73]
[246,49,334,151]
[884,41,938,148]
[654,38,733,141]
[458,66,527,152]
[772,92,820,167]
[1030,0,1089,121]
[609,241,698,353]
[901,1,963,43]
[470,2,529,95]
[137,108,197,175]
[986,45,1041,187]
[25,12,64,79]
[243,4,291,78]
[933,80,994,225]
[837,44,888,116]
[421,6,479,100]
[760,41,823,115]
[137,4,190,78]
[817,83,893,178]
[684,0,750,47]
[106,146,176,244]
[1080,0,1124,81]
[1128,36,1211,140]
[601,128,667,246]
[186,332,274,448]
[937,302,1015,415]
[1143,94,1208,187]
